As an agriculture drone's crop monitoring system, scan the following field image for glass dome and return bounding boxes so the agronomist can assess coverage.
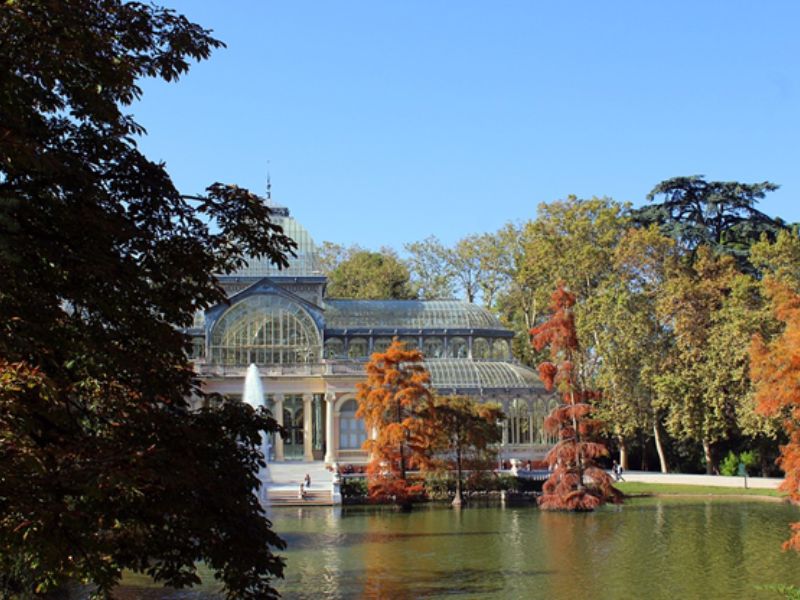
[230,205,321,277]
[425,359,540,390]
[325,300,504,330]
[209,294,322,365]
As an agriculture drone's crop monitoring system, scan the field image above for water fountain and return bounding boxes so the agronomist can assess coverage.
[243,363,271,503]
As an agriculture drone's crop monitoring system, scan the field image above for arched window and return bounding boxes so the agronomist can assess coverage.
[472,337,490,359]
[399,336,418,350]
[348,337,369,359]
[506,398,531,445]
[448,336,468,358]
[324,338,344,359]
[210,294,321,365]
[422,337,444,358]
[373,337,393,354]
[339,399,367,450]
[492,339,510,360]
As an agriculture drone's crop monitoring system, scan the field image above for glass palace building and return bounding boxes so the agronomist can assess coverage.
[190,202,555,465]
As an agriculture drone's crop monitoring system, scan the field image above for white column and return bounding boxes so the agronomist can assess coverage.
[274,393,284,461]
[324,392,336,465]
[303,393,314,461]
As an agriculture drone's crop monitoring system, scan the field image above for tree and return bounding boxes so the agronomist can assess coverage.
[654,247,751,474]
[428,395,503,507]
[355,339,434,504]
[587,226,679,472]
[530,285,621,511]
[750,279,800,550]
[633,175,784,269]
[326,249,416,299]
[751,227,800,293]
[404,235,456,300]
[1,1,291,597]
[450,235,484,303]
[317,240,355,275]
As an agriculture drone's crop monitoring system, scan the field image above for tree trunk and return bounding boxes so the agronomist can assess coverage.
[639,429,648,471]
[702,438,714,475]
[452,447,463,507]
[653,421,669,474]
[570,390,585,490]
[397,402,406,480]
[618,436,629,471]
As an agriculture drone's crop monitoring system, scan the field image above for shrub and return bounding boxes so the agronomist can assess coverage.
[720,450,759,476]
[341,477,368,499]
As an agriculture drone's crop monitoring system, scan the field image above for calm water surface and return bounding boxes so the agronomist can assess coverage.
[118,498,800,599]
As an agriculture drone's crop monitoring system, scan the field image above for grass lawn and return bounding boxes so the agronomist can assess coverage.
[616,481,787,498]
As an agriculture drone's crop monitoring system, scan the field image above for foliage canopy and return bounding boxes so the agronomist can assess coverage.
[0,1,292,597]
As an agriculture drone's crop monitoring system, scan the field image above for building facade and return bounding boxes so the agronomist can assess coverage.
[190,203,556,465]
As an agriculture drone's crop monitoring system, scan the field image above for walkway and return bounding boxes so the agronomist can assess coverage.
[618,470,783,490]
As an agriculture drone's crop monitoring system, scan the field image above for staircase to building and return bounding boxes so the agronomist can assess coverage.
[265,461,334,507]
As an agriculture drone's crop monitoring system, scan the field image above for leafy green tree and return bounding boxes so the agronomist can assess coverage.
[587,226,678,472]
[404,235,456,299]
[326,249,416,299]
[317,240,356,275]
[427,395,503,507]
[633,175,784,269]
[0,1,291,597]
[449,235,484,303]
[492,198,629,369]
[653,248,761,474]
[751,227,800,292]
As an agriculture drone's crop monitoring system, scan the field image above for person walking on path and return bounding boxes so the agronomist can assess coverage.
[304,473,311,488]
[612,461,625,482]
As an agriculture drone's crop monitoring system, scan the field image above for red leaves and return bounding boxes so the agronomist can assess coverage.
[530,283,579,357]
[531,286,621,512]
[538,363,558,391]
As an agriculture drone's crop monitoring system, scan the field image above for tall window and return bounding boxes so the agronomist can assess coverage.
[472,337,490,359]
[324,337,344,359]
[422,337,444,358]
[507,398,531,445]
[209,294,321,365]
[492,339,510,360]
[373,337,393,353]
[448,336,468,358]
[339,399,367,450]
[399,336,419,350]
[348,337,369,359]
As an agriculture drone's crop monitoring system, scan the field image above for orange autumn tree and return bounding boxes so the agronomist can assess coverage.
[356,338,435,504]
[530,284,621,511]
[750,279,800,550]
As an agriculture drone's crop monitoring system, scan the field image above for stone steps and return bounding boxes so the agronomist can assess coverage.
[265,461,336,506]
[268,489,333,506]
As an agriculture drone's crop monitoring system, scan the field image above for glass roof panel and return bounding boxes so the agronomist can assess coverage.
[425,359,541,390]
[228,205,321,277]
[325,300,503,330]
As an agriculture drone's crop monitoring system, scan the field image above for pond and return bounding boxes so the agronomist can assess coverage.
[117,498,800,599]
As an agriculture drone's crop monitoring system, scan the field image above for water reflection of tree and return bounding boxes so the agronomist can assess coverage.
[538,510,621,599]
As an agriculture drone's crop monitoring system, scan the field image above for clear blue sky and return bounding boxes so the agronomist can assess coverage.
[134,1,800,249]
